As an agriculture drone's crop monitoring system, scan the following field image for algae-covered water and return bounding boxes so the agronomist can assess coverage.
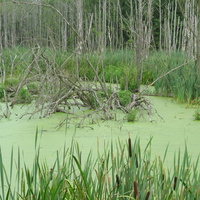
[0,96,200,168]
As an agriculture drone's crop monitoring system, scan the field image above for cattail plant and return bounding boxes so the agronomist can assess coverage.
[0,131,200,199]
[134,181,139,199]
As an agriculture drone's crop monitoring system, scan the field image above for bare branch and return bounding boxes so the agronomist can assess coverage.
[140,59,195,94]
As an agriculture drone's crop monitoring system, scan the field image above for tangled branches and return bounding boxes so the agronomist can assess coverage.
[5,46,160,125]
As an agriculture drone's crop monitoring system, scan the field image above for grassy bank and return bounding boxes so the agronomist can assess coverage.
[0,131,200,200]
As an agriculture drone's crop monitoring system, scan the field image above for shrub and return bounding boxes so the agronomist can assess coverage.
[86,90,112,109]
[118,90,132,107]
[119,65,138,91]
[27,82,40,94]
[194,109,200,120]
[142,70,154,85]
[17,88,32,103]
[103,65,122,83]
[4,78,20,90]
[126,109,138,122]
[0,85,5,99]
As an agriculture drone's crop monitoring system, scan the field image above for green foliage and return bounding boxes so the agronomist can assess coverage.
[145,51,200,103]
[1,48,199,105]
[142,70,154,85]
[194,109,200,120]
[0,84,4,99]
[126,109,138,122]
[17,88,32,103]
[86,92,100,109]
[86,90,112,109]
[191,98,200,105]
[0,135,200,199]
[120,65,138,91]
[0,47,32,76]
[27,82,40,95]
[63,50,136,81]
[118,90,132,106]
[103,65,122,83]
[102,50,134,67]
[4,78,20,90]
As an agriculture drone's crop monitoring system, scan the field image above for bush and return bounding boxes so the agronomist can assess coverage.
[27,82,40,94]
[126,109,138,122]
[17,88,32,103]
[142,70,154,85]
[103,65,122,83]
[194,109,200,120]
[117,90,132,107]
[4,78,20,90]
[86,90,112,109]
[0,85,5,99]
[119,65,138,91]
[86,92,99,109]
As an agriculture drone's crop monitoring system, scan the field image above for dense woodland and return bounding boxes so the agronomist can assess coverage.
[0,0,198,54]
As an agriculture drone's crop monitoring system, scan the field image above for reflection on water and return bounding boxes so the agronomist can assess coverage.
[0,96,200,168]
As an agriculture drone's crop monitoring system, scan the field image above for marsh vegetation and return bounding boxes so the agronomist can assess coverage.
[1,134,200,200]
[0,0,200,199]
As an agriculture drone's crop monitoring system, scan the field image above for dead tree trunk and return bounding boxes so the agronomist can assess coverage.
[136,0,143,91]
[197,0,200,75]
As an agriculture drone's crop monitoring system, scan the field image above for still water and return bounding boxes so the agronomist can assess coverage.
[0,96,200,168]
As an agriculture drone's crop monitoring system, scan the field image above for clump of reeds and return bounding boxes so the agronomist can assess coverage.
[0,131,200,199]
[144,51,200,103]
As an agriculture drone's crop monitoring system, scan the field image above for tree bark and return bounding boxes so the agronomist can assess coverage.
[76,0,83,53]
[197,0,200,74]
[0,12,2,49]
[136,0,143,90]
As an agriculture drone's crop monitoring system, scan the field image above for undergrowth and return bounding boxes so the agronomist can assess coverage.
[1,47,200,104]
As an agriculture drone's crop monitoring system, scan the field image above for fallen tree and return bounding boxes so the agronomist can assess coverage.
[3,1,162,125]
[4,45,161,126]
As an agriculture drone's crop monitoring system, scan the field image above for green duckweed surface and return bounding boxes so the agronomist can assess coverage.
[0,96,200,168]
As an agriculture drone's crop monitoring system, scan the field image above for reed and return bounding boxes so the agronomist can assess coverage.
[2,47,199,103]
[144,51,200,103]
[0,131,200,200]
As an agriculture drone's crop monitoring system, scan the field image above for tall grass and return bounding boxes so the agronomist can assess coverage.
[143,51,200,103]
[1,47,200,103]
[0,131,200,199]
[0,47,135,80]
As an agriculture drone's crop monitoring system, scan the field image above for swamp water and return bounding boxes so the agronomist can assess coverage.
[0,96,200,169]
